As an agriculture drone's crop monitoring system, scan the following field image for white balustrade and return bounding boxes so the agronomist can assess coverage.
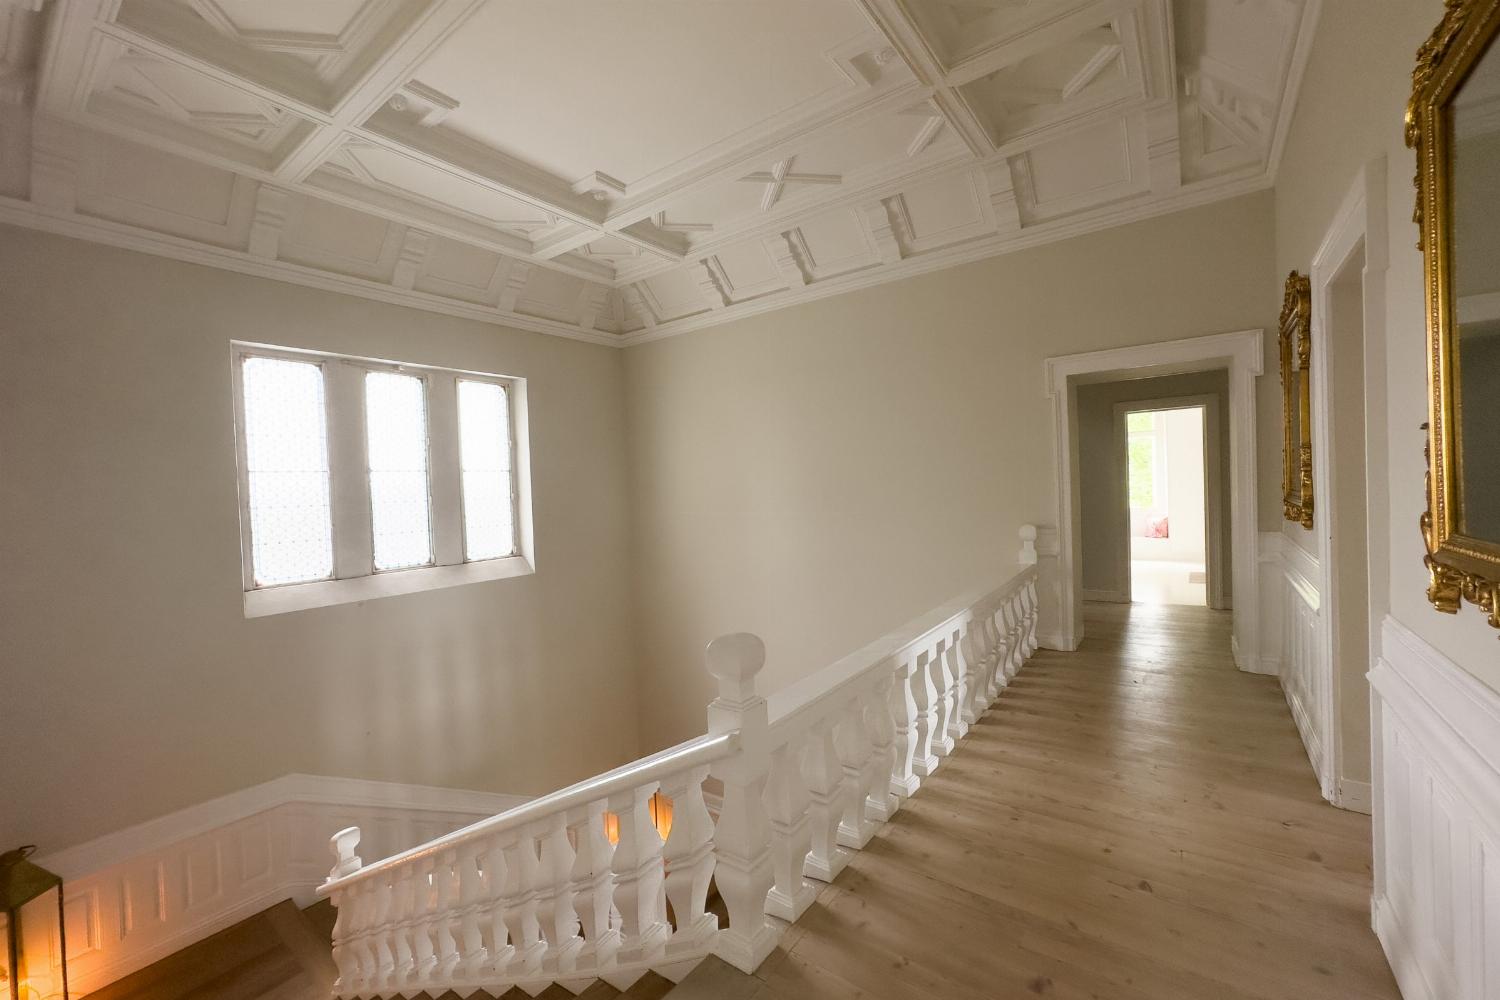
[320,529,1044,998]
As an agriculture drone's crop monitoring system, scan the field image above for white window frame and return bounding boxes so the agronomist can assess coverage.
[230,341,534,618]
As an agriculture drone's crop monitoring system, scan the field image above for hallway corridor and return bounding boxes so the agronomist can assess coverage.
[748,603,1401,1000]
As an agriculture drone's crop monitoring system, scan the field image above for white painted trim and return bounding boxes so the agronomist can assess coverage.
[1305,155,1389,818]
[0,169,1278,351]
[1044,330,1262,657]
[37,773,526,880]
[618,172,1277,345]
[1337,779,1372,815]
[35,774,528,994]
[1081,588,1129,603]
[244,553,535,616]
[1370,615,1500,1000]
[0,196,625,347]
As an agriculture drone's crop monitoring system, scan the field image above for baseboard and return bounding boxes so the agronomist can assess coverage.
[1336,778,1372,815]
[1249,653,1281,676]
[36,774,528,994]
[1372,894,1439,1000]
[1038,630,1072,651]
[1081,588,1129,604]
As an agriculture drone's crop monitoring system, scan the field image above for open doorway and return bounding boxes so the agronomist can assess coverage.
[1122,404,1210,606]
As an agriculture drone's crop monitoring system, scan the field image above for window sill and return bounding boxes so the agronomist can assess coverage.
[243,555,534,618]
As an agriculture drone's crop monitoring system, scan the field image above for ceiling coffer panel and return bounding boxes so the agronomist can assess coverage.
[2,0,1319,345]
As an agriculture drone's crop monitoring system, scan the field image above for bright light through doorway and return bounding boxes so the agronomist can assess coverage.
[1127,406,1208,605]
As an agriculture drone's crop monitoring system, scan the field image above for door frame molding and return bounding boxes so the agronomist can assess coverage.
[1308,155,1388,809]
[1113,394,1227,610]
[1045,329,1263,662]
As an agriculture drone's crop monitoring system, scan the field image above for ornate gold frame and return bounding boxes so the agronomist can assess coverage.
[1280,271,1313,530]
[1407,0,1500,632]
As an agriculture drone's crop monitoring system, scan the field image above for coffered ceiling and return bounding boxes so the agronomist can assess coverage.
[0,0,1318,346]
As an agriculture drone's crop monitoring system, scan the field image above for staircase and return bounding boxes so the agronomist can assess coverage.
[81,898,749,1000]
[82,537,1042,1000]
[317,547,1041,999]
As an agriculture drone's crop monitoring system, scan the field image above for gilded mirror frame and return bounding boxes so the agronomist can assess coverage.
[1280,271,1314,530]
[1407,0,1500,632]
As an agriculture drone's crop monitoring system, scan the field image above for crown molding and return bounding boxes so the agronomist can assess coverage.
[0,159,1275,351]
[618,167,1275,347]
[0,194,625,347]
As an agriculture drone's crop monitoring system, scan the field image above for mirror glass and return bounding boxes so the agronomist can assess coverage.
[1451,33,1500,541]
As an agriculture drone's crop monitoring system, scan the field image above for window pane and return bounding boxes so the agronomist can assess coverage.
[366,371,433,570]
[241,357,334,586]
[458,380,515,561]
[1128,435,1155,508]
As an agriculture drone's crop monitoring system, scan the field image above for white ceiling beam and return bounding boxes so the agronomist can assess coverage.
[353,116,606,228]
[90,21,332,123]
[529,224,602,261]
[601,80,930,231]
[852,0,995,156]
[942,5,1132,88]
[272,0,487,183]
[1062,43,1122,101]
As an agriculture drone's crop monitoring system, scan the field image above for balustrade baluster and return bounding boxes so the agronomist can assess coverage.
[539,813,582,979]
[390,866,418,989]
[960,621,986,724]
[801,715,852,882]
[946,626,969,741]
[328,883,359,991]
[507,829,547,987]
[987,607,1009,699]
[481,835,515,975]
[411,858,440,985]
[835,696,879,849]
[602,782,669,989]
[433,851,461,981]
[456,841,488,979]
[929,638,956,757]
[864,671,899,823]
[705,632,779,973]
[660,765,717,977]
[1024,577,1040,655]
[568,800,619,977]
[1005,592,1025,679]
[889,657,921,798]
[369,876,395,991]
[912,648,941,777]
[763,733,818,921]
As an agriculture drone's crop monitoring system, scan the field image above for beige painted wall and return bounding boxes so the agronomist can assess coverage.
[1077,371,1231,602]
[0,226,641,853]
[1273,0,1500,693]
[624,192,1279,749]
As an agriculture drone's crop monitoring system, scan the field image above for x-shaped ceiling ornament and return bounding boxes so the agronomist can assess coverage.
[738,156,844,213]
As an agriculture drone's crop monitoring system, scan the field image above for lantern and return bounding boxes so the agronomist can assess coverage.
[0,847,68,1000]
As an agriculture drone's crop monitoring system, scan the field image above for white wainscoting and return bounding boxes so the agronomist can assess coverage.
[1370,618,1500,1000]
[34,774,527,995]
[1258,531,1332,799]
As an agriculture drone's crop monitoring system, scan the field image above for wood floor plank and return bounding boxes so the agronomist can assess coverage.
[754,602,1400,1000]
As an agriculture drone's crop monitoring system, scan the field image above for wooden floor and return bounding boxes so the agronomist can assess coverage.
[742,602,1401,1000]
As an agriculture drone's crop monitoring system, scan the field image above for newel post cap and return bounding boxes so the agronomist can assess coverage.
[328,826,362,881]
[1018,524,1039,565]
[706,632,765,703]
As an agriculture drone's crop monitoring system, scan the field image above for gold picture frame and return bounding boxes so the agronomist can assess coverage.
[1280,271,1313,530]
[1407,0,1500,632]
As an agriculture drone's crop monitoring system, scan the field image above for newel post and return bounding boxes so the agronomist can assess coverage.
[1019,524,1039,566]
[705,633,780,973]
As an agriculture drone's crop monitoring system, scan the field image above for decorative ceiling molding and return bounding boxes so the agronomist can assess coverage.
[0,0,1322,347]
